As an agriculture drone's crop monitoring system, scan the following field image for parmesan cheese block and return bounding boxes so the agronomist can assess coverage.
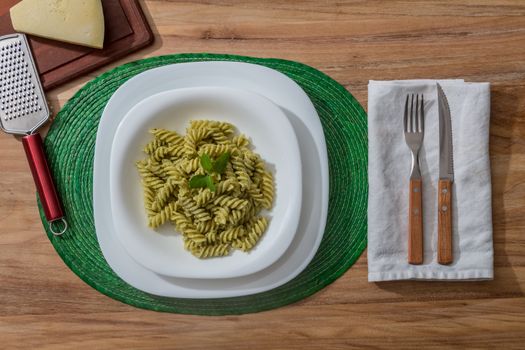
[10,0,105,49]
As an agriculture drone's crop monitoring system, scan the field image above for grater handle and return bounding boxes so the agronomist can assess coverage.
[22,134,66,235]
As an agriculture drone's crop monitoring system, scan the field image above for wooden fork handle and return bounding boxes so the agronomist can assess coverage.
[408,178,423,264]
[438,179,453,264]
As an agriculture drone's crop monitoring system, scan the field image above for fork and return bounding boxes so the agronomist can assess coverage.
[404,94,425,265]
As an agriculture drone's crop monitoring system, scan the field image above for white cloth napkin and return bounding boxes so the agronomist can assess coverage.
[367,80,493,281]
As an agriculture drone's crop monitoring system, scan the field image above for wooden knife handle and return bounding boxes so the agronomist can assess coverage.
[438,179,453,264]
[408,178,423,264]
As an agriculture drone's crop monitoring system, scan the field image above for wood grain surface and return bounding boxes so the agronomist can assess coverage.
[1,1,525,348]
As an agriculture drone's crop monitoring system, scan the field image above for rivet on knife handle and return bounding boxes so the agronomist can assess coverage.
[409,178,423,264]
[438,179,453,264]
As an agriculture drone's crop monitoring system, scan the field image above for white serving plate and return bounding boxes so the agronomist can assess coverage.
[94,61,329,298]
[110,87,302,278]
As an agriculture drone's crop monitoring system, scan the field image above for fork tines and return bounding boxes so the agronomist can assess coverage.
[404,94,424,133]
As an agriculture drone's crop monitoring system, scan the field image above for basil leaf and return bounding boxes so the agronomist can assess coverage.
[189,174,210,189]
[213,152,231,174]
[200,153,213,172]
[205,175,216,192]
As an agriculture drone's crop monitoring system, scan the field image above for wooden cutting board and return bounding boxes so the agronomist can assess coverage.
[0,0,153,91]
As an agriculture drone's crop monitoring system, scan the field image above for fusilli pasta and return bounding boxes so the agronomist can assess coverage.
[136,120,274,258]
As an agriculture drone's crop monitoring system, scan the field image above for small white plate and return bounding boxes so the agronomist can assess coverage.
[110,87,302,278]
[94,61,329,298]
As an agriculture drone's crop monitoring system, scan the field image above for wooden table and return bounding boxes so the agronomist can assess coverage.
[1,1,524,348]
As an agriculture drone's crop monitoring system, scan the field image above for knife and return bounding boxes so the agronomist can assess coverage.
[437,83,454,265]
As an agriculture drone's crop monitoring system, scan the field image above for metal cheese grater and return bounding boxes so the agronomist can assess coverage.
[0,33,66,235]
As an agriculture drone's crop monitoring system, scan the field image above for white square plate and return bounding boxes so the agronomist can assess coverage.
[110,86,302,278]
[94,61,329,298]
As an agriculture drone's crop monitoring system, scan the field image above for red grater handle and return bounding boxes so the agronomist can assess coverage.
[22,133,66,235]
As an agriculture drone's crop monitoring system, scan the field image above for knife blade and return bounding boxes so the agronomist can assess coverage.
[437,83,454,265]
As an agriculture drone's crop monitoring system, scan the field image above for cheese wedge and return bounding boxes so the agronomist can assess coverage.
[10,0,105,49]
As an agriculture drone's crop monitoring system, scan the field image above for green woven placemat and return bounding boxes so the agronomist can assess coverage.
[38,53,367,315]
